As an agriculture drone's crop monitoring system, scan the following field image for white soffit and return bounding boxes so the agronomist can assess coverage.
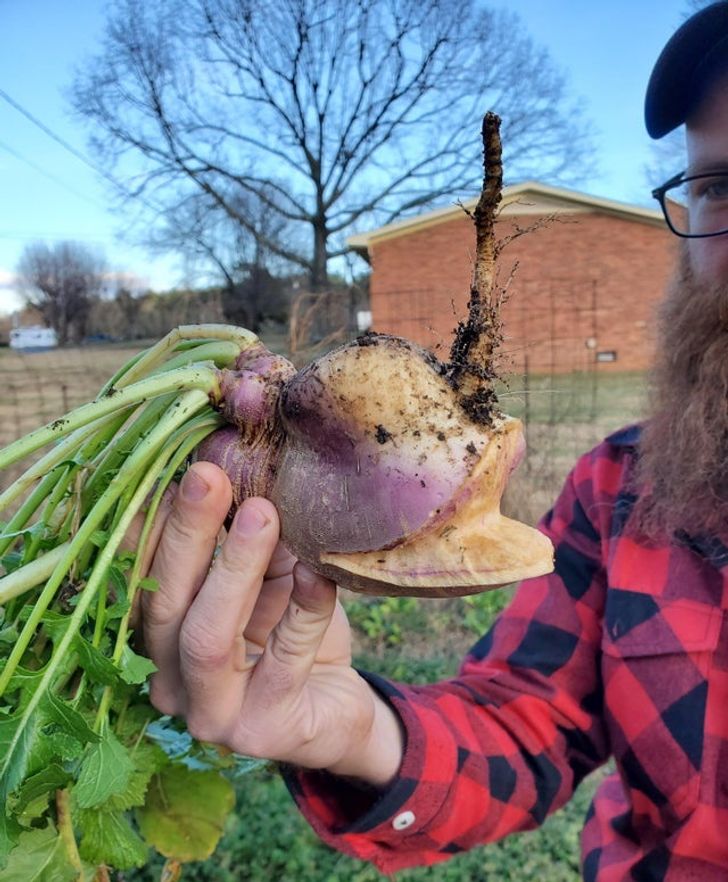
[347,181,665,255]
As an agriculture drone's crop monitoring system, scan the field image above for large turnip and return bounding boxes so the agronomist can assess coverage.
[0,113,552,875]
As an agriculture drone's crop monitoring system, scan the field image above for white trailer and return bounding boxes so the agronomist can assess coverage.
[9,326,59,351]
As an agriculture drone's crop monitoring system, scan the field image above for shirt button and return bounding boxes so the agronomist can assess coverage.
[392,810,416,831]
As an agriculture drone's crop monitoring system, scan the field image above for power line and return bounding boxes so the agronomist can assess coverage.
[0,86,164,215]
[0,137,104,208]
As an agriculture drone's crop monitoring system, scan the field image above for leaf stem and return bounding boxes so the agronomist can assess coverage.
[0,409,131,518]
[0,542,69,605]
[0,365,220,471]
[55,788,83,877]
[96,414,224,729]
[0,390,211,699]
[103,324,256,392]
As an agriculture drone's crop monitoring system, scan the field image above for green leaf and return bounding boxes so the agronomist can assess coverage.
[0,708,41,799]
[9,765,71,817]
[136,765,235,862]
[6,665,44,700]
[0,710,41,867]
[108,564,128,597]
[104,741,168,812]
[114,551,136,570]
[40,611,70,644]
[139,576,159,592]
[0,625,19,646]
[1,551,23,574]
[115,704,159,740]
[77,809,148,870]
[0,810,22,870]
[1,824,77,881]
[119,646,157,685]
[74,729,134,809]
[47,731,84,762]
[73,638,121,687]
[43,693,99,746]
[89,529,109,548]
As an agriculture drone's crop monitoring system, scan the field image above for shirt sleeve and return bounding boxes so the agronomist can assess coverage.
[283,444,616,875]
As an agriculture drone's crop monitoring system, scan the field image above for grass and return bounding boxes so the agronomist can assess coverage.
[0,341,642,880]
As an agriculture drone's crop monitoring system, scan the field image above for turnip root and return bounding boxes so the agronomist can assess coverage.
[196,333,552,596]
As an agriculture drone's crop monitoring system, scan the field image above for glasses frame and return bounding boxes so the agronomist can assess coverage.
[652,170,728,239]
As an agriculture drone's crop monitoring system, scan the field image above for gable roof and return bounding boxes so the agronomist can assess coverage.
[347,180,666,258]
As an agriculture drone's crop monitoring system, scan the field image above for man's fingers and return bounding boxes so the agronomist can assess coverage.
[244,563,337,729]
[144,461,233,715]
[178,497,280,740]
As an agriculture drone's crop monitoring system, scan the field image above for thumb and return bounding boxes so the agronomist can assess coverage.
[253,563,337,699]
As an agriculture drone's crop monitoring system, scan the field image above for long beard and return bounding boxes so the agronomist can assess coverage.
[632,245,728,541]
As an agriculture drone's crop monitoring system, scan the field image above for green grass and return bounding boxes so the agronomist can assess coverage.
[130,764,603,882]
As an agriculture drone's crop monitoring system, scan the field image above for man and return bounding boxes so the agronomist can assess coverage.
[141,4,728,879]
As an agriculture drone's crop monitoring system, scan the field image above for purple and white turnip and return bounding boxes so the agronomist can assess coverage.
[0,112,553,874]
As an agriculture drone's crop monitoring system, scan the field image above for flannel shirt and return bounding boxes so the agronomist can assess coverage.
[285,425,728,880]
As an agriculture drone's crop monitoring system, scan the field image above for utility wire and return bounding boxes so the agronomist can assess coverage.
[0,87,123,190]
[0,136,104,208]
[0,86,164,215]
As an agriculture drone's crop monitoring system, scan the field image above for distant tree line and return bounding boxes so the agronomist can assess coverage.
[13,239,368,353]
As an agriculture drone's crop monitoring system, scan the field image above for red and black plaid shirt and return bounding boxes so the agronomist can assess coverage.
[286,425,728,880]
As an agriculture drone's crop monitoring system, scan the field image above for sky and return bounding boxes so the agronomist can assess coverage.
[0,0,694,315]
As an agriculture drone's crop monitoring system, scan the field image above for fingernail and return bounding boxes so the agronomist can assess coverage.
[181,468,210,501]
[235,502,269,535]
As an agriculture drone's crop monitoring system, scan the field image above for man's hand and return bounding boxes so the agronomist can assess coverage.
[140,461,404,785]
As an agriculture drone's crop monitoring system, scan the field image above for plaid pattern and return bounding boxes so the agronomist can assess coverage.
[286,425,728,879]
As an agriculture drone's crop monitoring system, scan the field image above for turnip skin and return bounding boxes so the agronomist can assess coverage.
[197,333,554,597]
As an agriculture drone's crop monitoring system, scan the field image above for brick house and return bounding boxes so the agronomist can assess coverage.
[347,182,683,374]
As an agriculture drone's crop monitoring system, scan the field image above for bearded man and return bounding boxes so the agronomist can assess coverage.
[139,4,728,880]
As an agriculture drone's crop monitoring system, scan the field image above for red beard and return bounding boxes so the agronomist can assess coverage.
[632,243,728,541]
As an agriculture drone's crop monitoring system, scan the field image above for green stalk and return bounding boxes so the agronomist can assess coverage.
[0,390,211,699]
[102,324,256,392]
[80,394,177,508]
[0,409,132,517]
[0,365,219,471]
[149,340,244,375]
[0,542,70,605]
[55,788,83,877]
[94,413,224,729]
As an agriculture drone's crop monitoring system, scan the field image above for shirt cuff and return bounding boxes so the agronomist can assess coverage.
[282,670,461,865]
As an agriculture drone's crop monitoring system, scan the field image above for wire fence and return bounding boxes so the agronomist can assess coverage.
[0,325,648,522]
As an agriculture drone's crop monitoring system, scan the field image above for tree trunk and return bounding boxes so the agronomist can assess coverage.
[310,220,329,291]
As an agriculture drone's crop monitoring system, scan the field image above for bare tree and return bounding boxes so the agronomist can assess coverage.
[149,188,295,329]
[73,0,594,290]
[16,242,107,345]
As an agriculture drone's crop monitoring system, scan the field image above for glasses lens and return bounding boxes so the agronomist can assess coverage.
[664,173,728,236]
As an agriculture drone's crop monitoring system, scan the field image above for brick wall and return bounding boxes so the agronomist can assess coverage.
[368,210,682,373]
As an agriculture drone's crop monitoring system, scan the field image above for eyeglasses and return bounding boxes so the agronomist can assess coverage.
[652,171,728,238]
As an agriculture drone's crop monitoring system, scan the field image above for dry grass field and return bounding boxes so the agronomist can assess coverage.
[0,343,152,494]
[0,343,148,446]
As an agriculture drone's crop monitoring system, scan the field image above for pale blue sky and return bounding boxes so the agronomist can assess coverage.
[0,0,692,314]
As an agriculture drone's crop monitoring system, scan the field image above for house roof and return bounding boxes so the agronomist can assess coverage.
[346,180,667,258]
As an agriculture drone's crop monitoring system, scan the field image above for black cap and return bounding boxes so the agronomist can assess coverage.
[645,1,728,138]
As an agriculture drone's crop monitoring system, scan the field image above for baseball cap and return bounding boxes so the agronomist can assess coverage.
[645,1,728,138]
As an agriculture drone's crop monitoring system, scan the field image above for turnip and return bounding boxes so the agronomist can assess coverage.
[0,113,552,875]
